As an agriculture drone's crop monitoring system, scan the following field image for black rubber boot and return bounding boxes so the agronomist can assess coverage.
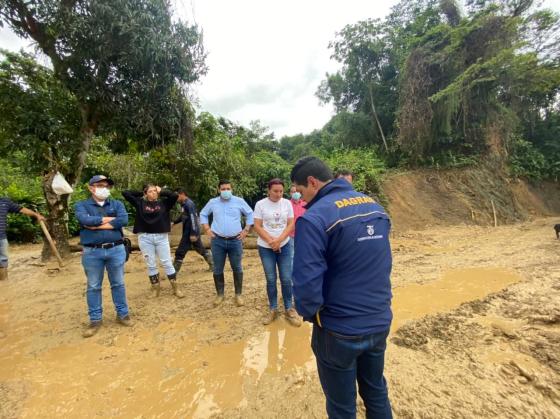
[233,271,243,295]
[213,273,225,295]
[173,259,183,273]
[233,271,244,306]
[213,273,225,307]
[149,273,161,297]
[203,251,214,271]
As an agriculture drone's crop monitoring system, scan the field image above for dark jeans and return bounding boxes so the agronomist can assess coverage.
[311,324,392,419]
[211,236,243,275]
[175,230,208,261]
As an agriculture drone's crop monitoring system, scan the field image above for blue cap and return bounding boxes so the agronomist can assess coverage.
[88,175,114,186]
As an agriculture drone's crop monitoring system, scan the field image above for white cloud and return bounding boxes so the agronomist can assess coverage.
[2,0,560,138]
[177,0,399,137]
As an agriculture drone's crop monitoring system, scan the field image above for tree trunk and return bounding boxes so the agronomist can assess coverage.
[40,104,98,260]
[369,84,389,153]
[72,104,98,187]
[41,171,71,261]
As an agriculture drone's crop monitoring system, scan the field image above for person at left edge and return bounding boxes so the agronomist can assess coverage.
[74,175,132,338]
[0,197,45,281]
[200,179,254,308]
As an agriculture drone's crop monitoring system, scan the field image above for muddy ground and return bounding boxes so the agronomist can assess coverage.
[0,217,559,418]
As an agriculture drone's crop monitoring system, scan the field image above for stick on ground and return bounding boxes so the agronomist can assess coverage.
[39,220,64,267]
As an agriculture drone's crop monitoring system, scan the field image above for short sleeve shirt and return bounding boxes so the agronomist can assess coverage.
[0,198,22,240]
[254,197,294,248]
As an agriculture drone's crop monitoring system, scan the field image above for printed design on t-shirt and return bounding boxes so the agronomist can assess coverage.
[266,211,284,230]
[143,201,162,214]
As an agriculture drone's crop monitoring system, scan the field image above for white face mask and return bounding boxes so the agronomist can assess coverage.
[94,187,111,200]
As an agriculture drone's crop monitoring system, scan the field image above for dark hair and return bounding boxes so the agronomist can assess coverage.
[143,183,157,193]
[267,178,284,189]
[290,156,333,186]
[218,179,231,188]
[175,188,188,195]
[335,169,353,178]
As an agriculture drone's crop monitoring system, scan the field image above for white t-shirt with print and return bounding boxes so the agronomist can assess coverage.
[253,197,294,248]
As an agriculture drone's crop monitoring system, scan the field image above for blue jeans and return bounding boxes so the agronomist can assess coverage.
[138,233,175,276]
[258,240,294,310]
[311,325,392,419]
[0,238,8,268]
[82,244,129,322]
[211,236,243,275]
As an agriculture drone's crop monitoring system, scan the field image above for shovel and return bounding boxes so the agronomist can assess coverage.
[39,219,64,268]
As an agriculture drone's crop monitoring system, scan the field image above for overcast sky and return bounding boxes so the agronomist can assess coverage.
[1,0,559,138]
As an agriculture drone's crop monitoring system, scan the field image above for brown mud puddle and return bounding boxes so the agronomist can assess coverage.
[0,267,522,418]
[391,267,522,330]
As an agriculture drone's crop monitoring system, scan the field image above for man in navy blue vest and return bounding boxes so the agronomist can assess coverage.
[75,175,132,338]
[291,157,393,418]
[173,189,213,272]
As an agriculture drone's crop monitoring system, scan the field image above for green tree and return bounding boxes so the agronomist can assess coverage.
[0,0,206,256]
[396,0,560,164]
[0,51,81,255]
[316,18,397,152]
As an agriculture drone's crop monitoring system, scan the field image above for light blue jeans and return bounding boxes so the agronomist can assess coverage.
[82,244,129,322]
[138,233,175,276]
[0,238,8,268]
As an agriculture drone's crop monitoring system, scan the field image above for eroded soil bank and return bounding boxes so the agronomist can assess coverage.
[1,218,559,418]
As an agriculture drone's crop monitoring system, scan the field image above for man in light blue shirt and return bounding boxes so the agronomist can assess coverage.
[200,179,254,307]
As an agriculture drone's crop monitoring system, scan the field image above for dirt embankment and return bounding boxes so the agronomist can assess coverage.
[382,166,560,231]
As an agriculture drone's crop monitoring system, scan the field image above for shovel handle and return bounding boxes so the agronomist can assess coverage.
[39,219,64,267]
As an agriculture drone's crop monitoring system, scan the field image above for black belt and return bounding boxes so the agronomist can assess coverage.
[214,234,239,240]
[84,239,125,249]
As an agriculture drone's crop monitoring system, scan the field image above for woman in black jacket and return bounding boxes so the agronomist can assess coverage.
[122,184,184,298]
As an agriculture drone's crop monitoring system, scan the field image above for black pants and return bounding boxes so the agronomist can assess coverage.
[175,229,208,261]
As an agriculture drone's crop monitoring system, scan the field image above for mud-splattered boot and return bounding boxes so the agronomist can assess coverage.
[263,309,278,325]
[213,273,225,307]
[173,258,183,273]
[285,308,302,327]
[168,273,184,298]
[149,273,161,297]
[204,251,214,272]
[0,267,7,281]
[233,271,244,306]
[82,321,102,338]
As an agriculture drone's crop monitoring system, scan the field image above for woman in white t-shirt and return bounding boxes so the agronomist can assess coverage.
[253,178,301,327]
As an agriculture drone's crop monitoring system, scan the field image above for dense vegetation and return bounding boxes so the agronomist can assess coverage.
[0,0,558,247]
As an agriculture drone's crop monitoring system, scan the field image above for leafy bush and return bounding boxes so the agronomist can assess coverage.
[320,148,387,204]
[509,138,548,180]
[0,160,45,242]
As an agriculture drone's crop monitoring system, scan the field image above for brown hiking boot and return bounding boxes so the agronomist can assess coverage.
[213,295,225,307]
[116,315,133,327]
[170,281,185,298]
[285,308,302,327]
[82,321,102,338]
[263,309,278,325]
[0,267,7,281]
[235,294,244,307]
